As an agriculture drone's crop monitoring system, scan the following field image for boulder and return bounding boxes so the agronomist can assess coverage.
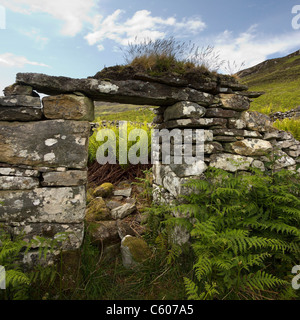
[93,183,114,198]
[120,235,152,268]
[87,221,120,247]
[85,197,111,221]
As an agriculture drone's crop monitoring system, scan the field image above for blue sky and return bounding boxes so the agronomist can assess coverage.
[0,0,300,92]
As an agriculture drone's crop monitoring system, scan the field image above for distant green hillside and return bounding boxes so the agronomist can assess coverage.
[94,101,156,122]
[237,50,300,114]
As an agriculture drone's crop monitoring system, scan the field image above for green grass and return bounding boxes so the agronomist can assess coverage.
[94,102,156,122]
[240,54,300,114]
[273,118,300,141]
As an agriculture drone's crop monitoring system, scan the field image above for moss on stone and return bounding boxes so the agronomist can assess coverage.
[122,236,152,263]
[93,182,114,198]
[85,197,111,221]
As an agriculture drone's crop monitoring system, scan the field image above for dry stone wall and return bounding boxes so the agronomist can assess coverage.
[1,71,299,258]
[0,83,94,264]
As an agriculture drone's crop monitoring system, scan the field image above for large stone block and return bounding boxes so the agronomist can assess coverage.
[228,139,273,156]
[42,94,94,121]
[0,95,42,121]
[41,170,87,187]
[219,94,250,111]
[164,101,206,121]
[0,120,90,169]
[11,222,84,250]
[0,186,86,223]
[209,153,254,172]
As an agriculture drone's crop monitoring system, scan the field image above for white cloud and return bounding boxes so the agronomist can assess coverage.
[213,25,300,72]
[0,53,50,68]
[0,0,96,36]
[85,9,206,48]
[19,28,49,49]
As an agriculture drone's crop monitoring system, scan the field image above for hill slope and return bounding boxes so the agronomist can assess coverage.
[237,49,300,114]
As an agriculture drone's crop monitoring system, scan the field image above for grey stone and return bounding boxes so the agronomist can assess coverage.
[205,108,239,118]
[164,101,206,121]
[0,106,42,121]
[11,222,84,250]
[41,170,87,187]
[111,203,136,220]
[219,94,250,111]
[241,111,272,132]
[228,139,273,156]
[0,186,86,223]
[113,188,132,198]
[0,120,90,169]
[210,153,254,172]
[160,118,227,129]
[0,167,39,177]
[0,176,39,190]
[4,83,33,96]
[0,95,41,108]
[88,220,119,247]
[16,73,215,106]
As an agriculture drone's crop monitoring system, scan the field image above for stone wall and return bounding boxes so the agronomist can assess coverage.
[1,71,299,259]
[0,84,94,263]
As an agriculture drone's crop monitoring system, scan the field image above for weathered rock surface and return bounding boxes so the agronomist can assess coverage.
[85,197,111,221]
[164,101,207,121]
[3,83,33,96]
[0,120,90,169]
[209,153,254,172]
[111,203,136,220]
[0,176,39,190]
[16,73,215,106]
[0,186,86,223]
[160,118,227,129]
[42,94,94,121]
[120,235,152,268]
[219,94,250,111]
[0,106,42,121]
[41,170,87,187]
[88,221,120,247]
[0,95,40,108]
[227,139,273,156]
[12,222,84,250]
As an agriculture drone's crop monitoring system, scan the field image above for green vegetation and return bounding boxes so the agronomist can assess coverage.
[240,54,300,114]
[273,118,300,141]
[161,167,300,300]
[0,227,67,300]
[88,121,153,164]
[1,166,300,300]
[94,102,156,122]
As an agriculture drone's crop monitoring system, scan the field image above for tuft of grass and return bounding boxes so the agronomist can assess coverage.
[122,37,224,75]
